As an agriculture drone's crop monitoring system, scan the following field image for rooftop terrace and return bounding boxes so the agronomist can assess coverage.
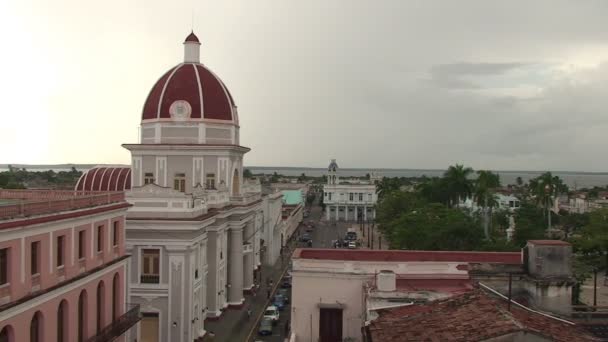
[0,189,126,221]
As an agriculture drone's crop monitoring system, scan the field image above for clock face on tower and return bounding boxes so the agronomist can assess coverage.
[169,100,192,120]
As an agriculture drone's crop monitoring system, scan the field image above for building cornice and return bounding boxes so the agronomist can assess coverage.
[122,143,251,154]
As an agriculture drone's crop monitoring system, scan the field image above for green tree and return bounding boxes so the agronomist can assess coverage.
[376,177,401,200]
[512,201,546,247]
[443,164,474,207]
[417,177,449,205]
[243,169,253,178]
[529,172,567,230]
[474,170,501,239]
[386,203,484,250]
[298,173,307,182]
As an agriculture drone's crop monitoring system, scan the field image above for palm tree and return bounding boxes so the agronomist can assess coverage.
[474,170,501,239]
[529,172,567,230]
[443,164,474,207]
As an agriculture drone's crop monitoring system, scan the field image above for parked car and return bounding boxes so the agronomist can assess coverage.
[300,233,312,243]
[258,317,274,336]
[264,306,280,324]
[278,288,290,303]
[281,277,292,289]
[345,231,357,241]
[272,295,286,310]
[348,241,357,249]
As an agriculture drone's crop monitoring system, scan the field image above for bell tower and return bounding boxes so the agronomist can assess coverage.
[327,159,339,185]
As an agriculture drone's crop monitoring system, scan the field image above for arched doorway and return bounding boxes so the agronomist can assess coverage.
[97,281,105,333]
[231,168,240,196]
[0,325,14,342]
[78,290,88,342]
[112,273,120,321]
[30,311,43,342]
[57,300,68,342]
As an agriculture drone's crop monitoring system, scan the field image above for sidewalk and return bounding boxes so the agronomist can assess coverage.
[203,241,296,342]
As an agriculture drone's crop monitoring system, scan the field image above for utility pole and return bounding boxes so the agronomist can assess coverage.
[371,220,374,250]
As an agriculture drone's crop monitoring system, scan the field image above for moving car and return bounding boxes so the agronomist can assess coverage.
[264,306,280,325]
[258,317,274,336]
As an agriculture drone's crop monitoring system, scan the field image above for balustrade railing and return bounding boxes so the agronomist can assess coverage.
[87,304,141,342]
[140,274,160,284]
[0,190,125,220]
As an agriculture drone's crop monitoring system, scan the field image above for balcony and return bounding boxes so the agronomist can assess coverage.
[87,304,141,342]
[140,274,160,284]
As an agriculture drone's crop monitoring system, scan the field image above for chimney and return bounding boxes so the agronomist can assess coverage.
[376,270,396,292]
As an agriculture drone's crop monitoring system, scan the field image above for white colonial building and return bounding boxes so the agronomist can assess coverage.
[75,32,283,342]
[323,159,378,221]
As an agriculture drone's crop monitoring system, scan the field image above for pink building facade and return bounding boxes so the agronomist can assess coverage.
[0,190,138,342]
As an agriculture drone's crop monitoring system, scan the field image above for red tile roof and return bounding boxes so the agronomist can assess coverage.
[528,240,571,246]
[395,279,473,294]
[368,288,598,342]
[293,248,522,264]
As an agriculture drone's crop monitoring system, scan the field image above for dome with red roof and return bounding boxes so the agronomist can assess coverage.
[141,32,237,124]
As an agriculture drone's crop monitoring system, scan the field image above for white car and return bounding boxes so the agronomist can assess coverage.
[264,305,280,324]
[348,241,357,249]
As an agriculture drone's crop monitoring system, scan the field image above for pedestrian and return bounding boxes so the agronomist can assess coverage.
[247,307,252,319]
[267,288,271,299]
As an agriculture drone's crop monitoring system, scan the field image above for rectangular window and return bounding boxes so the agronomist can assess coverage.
[349,193,354,201]
[368,193,372,200]
[56,236,65,267]
[0,248,8,285]
[97,225,104,252]
[205,173,216,190]
[174,173,186,192]
[144,172,154,185]
[31,241,40,275]
[113,221,119,246]
[141,249,160,284]
[359,193,363,201]
[78,230,85,259]
[328,193,332,201]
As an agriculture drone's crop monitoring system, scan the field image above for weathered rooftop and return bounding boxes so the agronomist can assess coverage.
[367,288,598,342]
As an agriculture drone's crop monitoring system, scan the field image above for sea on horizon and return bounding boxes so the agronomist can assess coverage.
[1,165,607,189]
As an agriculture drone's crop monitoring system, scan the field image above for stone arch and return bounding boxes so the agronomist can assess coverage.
[231,168,240,196]
[96,280,106,333]
[29,311,43,342]
[0,325,14,342]
[57,299,69,342]
[78,289,88,342]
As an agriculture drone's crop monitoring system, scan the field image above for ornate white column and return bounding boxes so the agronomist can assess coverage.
[243,220,254,291]
[355,206,358,221]
[335,205,339,221]
[228,226,244,305]
[326,206,330,220]
[364,206,368,221]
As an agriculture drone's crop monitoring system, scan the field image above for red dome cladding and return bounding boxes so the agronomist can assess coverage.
[185,32,200,43]
[75,167,132,192]
[141,63,236,122]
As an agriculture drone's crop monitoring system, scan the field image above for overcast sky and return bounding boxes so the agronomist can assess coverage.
[2,0,608,171]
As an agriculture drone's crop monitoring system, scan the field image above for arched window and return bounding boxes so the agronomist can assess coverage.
[30,311,43,342]
[0,325,13,342]
[112,273,120,321]
[96,281,105,333]
[78,290,87,342]
[57,300,68,342]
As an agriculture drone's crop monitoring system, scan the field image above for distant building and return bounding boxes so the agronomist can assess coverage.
[459,193,521,213]
[323,159,378,221]
[0,189,137,342]
[290,240,577,342]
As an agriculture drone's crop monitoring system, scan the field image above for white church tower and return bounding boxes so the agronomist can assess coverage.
[327,159,339,185]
